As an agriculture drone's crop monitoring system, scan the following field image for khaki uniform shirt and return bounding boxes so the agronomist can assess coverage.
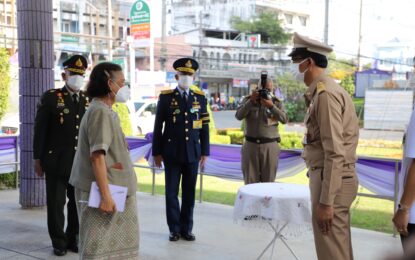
[235,95,287,138]
[302,74,359,206]
[69,99,137,196]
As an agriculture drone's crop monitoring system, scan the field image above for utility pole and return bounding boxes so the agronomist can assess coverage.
[107,0,113,61]
[160,0,167,71]
[324,0,329,44]
[357,0,363,71]
[198,10,203,74]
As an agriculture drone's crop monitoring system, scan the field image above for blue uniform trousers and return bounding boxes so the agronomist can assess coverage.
[164,161,199,234]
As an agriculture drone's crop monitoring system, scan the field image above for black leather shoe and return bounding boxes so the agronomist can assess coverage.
[53,248,67,256]
[169,232,180,241]
[181,232,195,241]
[68,244,78,253]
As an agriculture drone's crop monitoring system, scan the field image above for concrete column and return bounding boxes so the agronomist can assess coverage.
[17,0,54,207]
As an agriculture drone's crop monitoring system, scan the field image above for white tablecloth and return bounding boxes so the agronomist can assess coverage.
[234,183,312,228]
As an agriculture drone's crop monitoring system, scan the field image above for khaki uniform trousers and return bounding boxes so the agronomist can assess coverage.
[241,141,280,184]
[309,166,358,260]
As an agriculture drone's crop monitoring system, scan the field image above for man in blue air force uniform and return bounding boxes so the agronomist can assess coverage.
[152,58,210,242]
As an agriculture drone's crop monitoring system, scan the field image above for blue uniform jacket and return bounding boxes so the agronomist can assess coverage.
[152,87,210,163]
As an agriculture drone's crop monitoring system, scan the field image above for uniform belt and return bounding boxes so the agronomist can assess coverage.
[310,163,355,171]
[245,136,280,144]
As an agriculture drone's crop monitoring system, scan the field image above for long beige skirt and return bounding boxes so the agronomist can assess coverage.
[75,188,139,260]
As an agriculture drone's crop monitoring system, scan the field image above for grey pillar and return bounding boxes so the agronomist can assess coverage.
[17,0,54,207]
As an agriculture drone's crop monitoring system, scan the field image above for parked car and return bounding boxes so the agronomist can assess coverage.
[128,100,157,135]
[0,113,19,135]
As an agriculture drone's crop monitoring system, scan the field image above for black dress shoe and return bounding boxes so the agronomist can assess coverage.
[169,232,180,241]
[181,232,195,241]
[67,244,78,253]
[53,248,67,256]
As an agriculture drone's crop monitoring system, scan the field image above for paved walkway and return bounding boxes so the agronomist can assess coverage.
[0,190,403,260]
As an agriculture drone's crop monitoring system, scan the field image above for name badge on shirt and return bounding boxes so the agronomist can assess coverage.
[193,120,202,129]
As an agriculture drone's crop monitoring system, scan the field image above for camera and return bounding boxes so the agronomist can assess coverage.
[257,71,272,100]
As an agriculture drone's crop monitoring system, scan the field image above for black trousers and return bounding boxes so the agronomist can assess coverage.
[401,223,415,253]
[45,174,79,250]
[164,161,199,234]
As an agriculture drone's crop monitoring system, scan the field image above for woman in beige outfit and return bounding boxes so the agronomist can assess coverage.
[69,62,139,259]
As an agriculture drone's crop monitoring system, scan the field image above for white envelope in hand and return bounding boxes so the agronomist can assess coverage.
[88,182,128,212]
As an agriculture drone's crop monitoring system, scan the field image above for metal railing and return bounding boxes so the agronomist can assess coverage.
[132,154,401,236]
[0,134,401,235]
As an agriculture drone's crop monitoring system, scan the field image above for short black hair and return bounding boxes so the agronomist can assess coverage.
[86,62,122,98]
[291,48,328,68]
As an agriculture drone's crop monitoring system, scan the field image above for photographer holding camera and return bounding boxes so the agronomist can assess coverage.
[235,73,287,184]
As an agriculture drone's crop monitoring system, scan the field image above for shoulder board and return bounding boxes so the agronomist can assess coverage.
[193,89,205,96]
[49,89,56,93]
[317,82,326,94]
[160,89,174,95]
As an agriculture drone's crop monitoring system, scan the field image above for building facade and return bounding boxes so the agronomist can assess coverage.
[166,0,312,101]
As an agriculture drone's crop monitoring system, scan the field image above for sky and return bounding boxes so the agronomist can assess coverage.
[309,0,415,62]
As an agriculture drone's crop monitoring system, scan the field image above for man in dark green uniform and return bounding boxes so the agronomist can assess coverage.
[33,55,88,256]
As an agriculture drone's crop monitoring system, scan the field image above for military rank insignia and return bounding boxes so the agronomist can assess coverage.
[317,82,326,93]
[57,92,65,108]
[84,95,90,108]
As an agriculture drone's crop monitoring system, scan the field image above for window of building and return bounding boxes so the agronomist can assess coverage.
[62,22,70,32]
[284,14,293,24]
[299,16,307,26]
[118,27,123,39]
[70,21,78,33]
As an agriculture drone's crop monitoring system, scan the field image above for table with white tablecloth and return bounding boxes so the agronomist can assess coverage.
[233,183,312,260]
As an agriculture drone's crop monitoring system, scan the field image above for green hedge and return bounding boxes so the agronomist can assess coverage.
[210,134,231,144]
[0,172,17,189]
[279,132,303,149]
[227,130,244,144]
[215,128,303,148]
[113,103,133,136]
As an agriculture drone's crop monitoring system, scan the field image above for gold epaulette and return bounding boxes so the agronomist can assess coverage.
[193,89,205,96]
[317,82,326,94]
[49,89,58,93]
[160,89,174,95]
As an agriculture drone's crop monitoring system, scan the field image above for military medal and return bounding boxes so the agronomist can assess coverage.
[173,116,176,123]
[57,92,65,108]
[63,108,69,114]
[174,108,180,114]
[60,113,64,124]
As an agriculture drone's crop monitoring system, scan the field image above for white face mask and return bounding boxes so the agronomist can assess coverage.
[111,80,130,103]
[67,75,84,91]
[178,75,194,89]
[290,59,309,82]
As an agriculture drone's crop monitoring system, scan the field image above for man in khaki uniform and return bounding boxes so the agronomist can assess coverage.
[235,79,287,184]
[289,32,359,260]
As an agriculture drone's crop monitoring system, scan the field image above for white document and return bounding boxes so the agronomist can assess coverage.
[88,182,128,212]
